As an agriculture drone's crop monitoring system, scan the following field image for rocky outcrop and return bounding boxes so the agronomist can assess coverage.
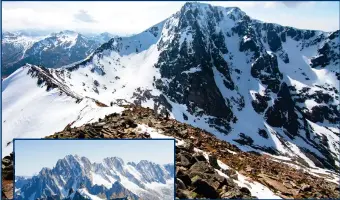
[2,106,340,199]
[47,113,149,139]
[176,143,254,199]
[265,83,300,138]
[25,64,83,101]
[1,153,14,200]
[311,30,339,69]
[251,53,283,93]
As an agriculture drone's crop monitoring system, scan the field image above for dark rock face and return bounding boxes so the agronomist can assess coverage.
[251,93,270,113]
[251,53,282,93]
[306,105,340,123]
[233,133,254,146]
[292,86,340,124]
[267,30,282,52]
[265,83,300,137]
[155,5,235,123]
[311,31,339,70]
[311,44,331,68]
[258,129,269,139]
[240,38,260,55]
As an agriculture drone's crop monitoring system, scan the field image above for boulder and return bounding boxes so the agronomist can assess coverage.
[208,154,221,170]
[189,161,215,175]
[176,168,191,186]
[301,183,312,192]
[176,178,187,190]
[192,176,219,199]
[192,152,206,162]
[221,188,243,199]
[178,141,194,152]
[222,168,238,180]
[176,189,197,199]
[177,152,195,167]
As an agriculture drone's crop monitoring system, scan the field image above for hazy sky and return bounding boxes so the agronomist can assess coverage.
[2,1,339,35]
[15,139,175,176]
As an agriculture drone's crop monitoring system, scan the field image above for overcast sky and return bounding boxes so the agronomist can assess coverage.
[15,139,174,176]
[2,1,339,35]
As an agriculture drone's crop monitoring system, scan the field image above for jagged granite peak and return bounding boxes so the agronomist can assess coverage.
[135,160,171,184]
[103,157,125,172]
[2,1,339,178]
[15,155,174,200]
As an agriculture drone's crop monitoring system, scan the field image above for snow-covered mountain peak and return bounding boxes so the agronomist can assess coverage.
[181,2,246,19]
[103,157,125,172]
[127,161,137,167]
[15,155,174,200]
[64,154,82,165]
[39,167,52,176]
[137,160,157,167]
[50,30,78,37]
[2,30,114,77]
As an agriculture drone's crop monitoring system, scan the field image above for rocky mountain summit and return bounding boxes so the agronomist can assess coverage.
[2,106,339,199]
[14,153,173,200]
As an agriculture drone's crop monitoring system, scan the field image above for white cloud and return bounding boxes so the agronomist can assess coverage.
[2,1,338,35]
[282,1,305,8]
[74,10,97,23]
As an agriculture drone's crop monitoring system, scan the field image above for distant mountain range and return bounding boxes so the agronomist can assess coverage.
[1,30,116,77]
[15,155,174,200]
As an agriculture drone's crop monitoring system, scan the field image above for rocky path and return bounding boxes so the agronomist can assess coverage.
[2,106,339,199]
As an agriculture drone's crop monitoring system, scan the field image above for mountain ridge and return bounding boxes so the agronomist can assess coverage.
[1,30,116,77]
[15,154,174,200]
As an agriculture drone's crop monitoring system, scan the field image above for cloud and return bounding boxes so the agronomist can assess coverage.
[282,2,305,8]
[2,1,337,34]
[73,9,97,23]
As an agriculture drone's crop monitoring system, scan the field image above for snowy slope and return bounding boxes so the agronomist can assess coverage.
[2,66,124,157]
[2,2,339,173]
[76,188,104,200]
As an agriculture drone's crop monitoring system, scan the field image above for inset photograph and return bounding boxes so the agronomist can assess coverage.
[14,139,175,200]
